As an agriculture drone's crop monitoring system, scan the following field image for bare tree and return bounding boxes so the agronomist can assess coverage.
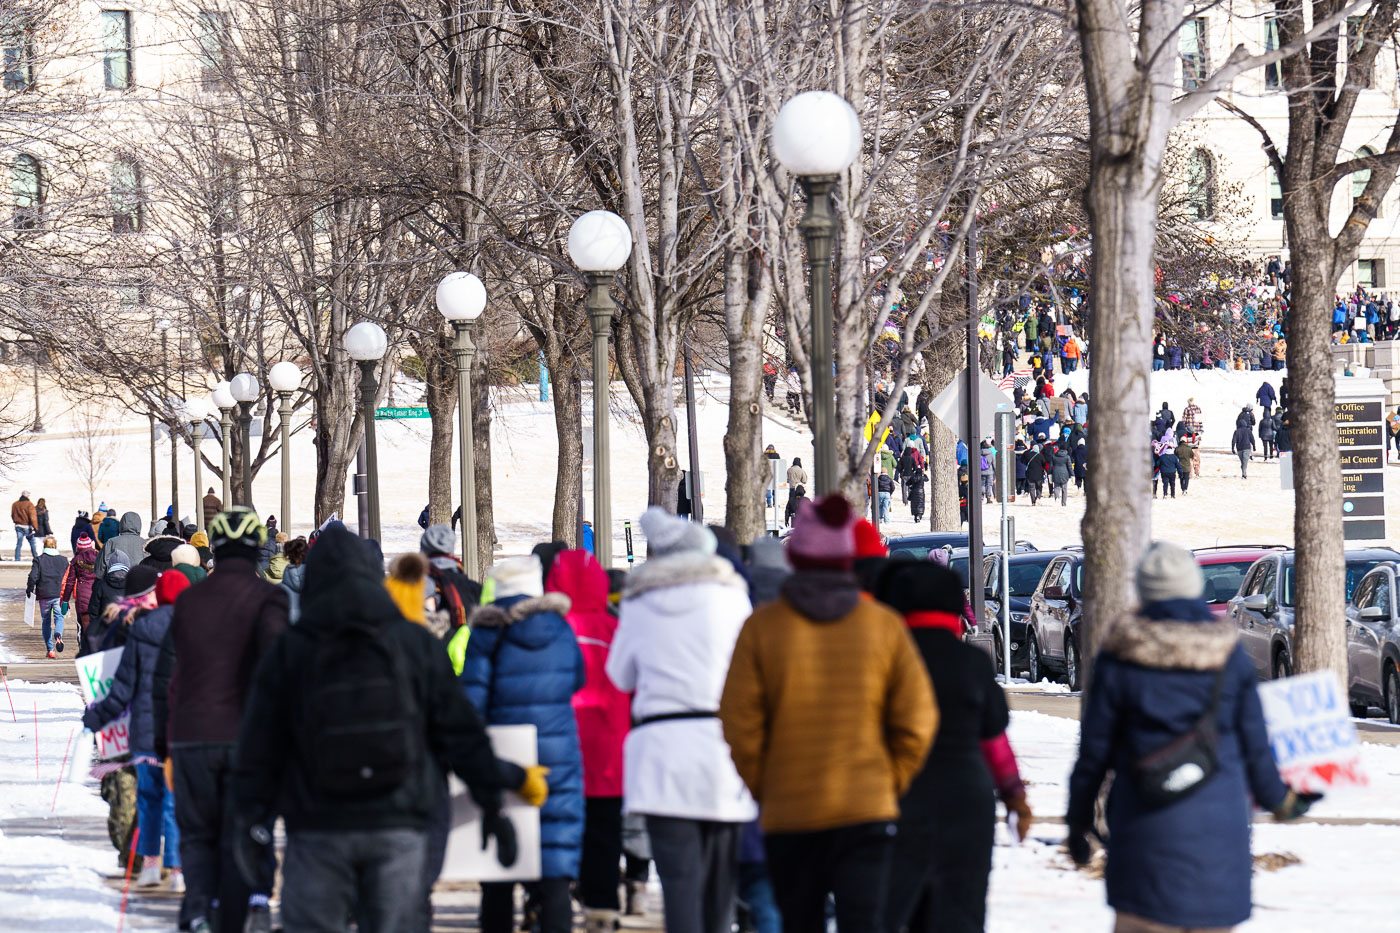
[66,403,123,513]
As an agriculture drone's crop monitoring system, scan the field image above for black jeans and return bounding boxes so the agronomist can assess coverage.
[885,821,993,933]
[580,797,623,910]
[480,877,573,933]
[1161,472,1176,497]
[647,815,742,933]
[282,828,426,933]
[173,742,271,932]
[764,821,896,933]
[1179,471,1190,494]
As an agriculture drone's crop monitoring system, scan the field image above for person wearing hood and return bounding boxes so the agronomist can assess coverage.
[63,533,100,643]
[189,530,214,570]
[1231,421,1255,478]
[170,544,208,586]
[1157,444,1181,499]
[546,549,632,933]
[86,550,132,651]
[1067,543,1320,932]
[1022,445,1047,505]
[1072,438,1088,490]
[719,495,937,933]
[1259,406,1278,461]
[874,562,1032,933]
[1049,444,1072,506]
[84,570,191,892]
[233,523,544,933]
[1235,405,1256,431]
[140,533,185,572]
[263,533,290,583]
[27,535,70,657]
[278,537,308,623]
[608,507,757,933]
[96,511,147,580]
[1256,380,1277,412]
[746,536,792,607]
[462,555,585,933]
[154,509,288,933]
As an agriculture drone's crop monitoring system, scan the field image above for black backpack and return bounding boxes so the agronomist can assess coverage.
[295,621,423,799]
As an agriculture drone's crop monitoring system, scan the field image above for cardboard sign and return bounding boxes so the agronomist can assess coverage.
[24,595,34,627]
[75,649,130,760]
[1257,671,1367,792]
[440,724,542,883]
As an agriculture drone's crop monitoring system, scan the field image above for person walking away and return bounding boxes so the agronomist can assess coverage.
[62,534,100,651]
[420,523,482,649]
[95,511,146,579]
[1255,379,1276,414]
[154,509,288,933]
[11,490,38,561]
[83,570,191,892]
[907,466,927,524]
[546,549,631,933]
[1181,397,1203,440]
[27,536,69,657]
[746,536,791,607]
[876,468,894,523]
[1231,422,1255,479]
[189,529,213,570]
[873,562,1032,933]
[1023,445,1046,506]
[608,508,758,933]
[1066,542,1321,932]
[786,458,809,518]
[1174,437,1194,495]
[1050,444,1072,506]
[1072,438,1088,491]
[35,497,52,538]
[1157,445,1180,499]
[979,442,995,504]
[232,524,545,933]
[464,555,585,933]
[85,552,132,652]
[201,488,221,529]
[719,495,937,933]
[98,509,122,546]
[1259,407,1277,461]
[71,510,97,554]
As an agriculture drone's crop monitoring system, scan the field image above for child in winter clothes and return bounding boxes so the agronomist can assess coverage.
[63,534,99,644]
[27,536,70,656]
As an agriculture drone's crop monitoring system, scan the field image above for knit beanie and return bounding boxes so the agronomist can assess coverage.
[786,495,857,571]
[487,555,544,601]
[155,569,191,606]
[171,544,200,568]
[638,505,716,557]
[385,553,428,624]
[124,565,160,599]
[853,519,887,559]
[420,523,456,557]
[76,535,94,550]
[1135,541,1204,603]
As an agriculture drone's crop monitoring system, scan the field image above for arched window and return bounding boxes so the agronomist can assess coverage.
[111,157,143,233]
[1187,149,1215,220]
[12,154,41,230]
[1353,146,1375,211]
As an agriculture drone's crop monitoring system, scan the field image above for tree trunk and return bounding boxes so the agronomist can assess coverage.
[1286,242,1347,677]
[551,367,583,547]
[422,336,457,527]
[471,348,496,572]
[927,415,961,531]
[919,310,966,532]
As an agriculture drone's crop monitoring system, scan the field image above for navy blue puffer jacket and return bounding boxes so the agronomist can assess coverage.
[463,592,585,878]
[82,605,174,756]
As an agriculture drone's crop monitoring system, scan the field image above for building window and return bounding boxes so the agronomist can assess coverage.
[1348,16,1374,90]
[12,154,41,230]
[1264,17,1280,91]
[116,283,148,307]
[1358,259,1385,288]
[196,11,229,86]
[1180,17,1208,90]
[110,157,143,233]
[1187,149,1215,220]
[100,10,132,90]
[1353,146,1376,212]
[2,20,34,91]
[1269,167,1284,219]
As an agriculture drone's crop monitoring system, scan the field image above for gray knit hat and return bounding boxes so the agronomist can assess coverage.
[420,523,456,556]
[639,506,715,557]
[1135,541,1204,603]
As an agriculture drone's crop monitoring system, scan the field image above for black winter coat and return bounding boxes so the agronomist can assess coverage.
[82,605,173,755]
[232,524,523,833]
[1023,451,1047,484]
[1072,444,1088,479]
[1231,425,1255,454]
[27,552,69,600]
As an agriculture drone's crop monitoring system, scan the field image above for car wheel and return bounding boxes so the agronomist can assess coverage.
[1272,649,1292,680]
[1387,667,1400,726]
[1027,634,1042,683]
[1350,701,1370,719]
[1066,636,1081,691]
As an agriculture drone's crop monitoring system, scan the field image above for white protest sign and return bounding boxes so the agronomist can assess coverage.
[440,724,542,883]
[1257,671,1367,792]
[75,649,131,760]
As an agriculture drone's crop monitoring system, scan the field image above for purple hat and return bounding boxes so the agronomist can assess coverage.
[786,495,857,571]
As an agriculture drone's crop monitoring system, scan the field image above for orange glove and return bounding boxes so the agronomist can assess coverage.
[164,757,175,793]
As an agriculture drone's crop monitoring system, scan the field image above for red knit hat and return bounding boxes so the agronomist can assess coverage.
[852,519,887,559]
[156,569,191,606]
[786,495,857,571]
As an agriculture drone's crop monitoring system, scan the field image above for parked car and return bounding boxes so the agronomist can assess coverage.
[1023,551,1086,689]
[976,549,1073,676]
[887,532,971,561]
[941,541,1040,589]
[1345,562,1400,723]
[1192,546,1286,618]
[1228,548,1400,681]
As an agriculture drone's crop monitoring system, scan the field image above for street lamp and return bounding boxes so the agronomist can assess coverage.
[345,322,387,542]
[268,361,303,536]
[230,372,260,508]
[211,380,235,510]
[772,90,862,496]
[568,209,633,569]
[184,396,209,532]
[436,272,486,577]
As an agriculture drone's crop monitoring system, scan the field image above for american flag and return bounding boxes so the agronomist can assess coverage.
[998,369,1033,395]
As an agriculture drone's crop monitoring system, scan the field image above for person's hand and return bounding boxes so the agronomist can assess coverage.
[1273,789,1323,822]
[163,757,175,792]
[1005,792,1033,842]
[1066,824,1093,866]
[517,765,550,808]
[482,811,518,867]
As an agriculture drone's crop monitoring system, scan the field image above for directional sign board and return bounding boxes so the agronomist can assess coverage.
[1335,378,1387,543]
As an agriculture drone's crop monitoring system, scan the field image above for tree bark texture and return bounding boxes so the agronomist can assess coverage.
[551,368,584,547]
[471,348,496,572]
[420,332,458,527]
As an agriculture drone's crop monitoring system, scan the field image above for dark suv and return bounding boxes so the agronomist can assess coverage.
[976,549,1072,676]
[1229,548,1400,681]
[1345,562,1400,723]
[1024,551,1086,688]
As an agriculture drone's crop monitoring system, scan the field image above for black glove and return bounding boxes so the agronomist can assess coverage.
[482,810,518,868]
[1273,790,1323,822]
[232,814,276,890]
[1066,824,1092,867]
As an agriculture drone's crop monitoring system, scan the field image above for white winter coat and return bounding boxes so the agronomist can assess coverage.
[607,551,758,824]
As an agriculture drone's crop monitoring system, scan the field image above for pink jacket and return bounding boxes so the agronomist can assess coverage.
[547,550,629,798]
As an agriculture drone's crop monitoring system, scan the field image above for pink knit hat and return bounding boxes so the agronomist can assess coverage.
[786,495,857,571]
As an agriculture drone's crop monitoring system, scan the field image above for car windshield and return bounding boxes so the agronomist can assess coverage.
[1007,559,1053,597]
[1282,560,1381,606]
[1200,561,1254,604]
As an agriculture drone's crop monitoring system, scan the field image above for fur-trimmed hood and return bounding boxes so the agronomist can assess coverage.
[470,592,572,628]
[1102,614,1239,670]
[622,550,746,601]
